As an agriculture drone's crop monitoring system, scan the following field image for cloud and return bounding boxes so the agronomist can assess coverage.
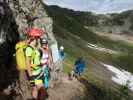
[44,0,133,14]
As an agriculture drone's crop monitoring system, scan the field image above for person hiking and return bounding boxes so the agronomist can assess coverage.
[57,46,65,73]
[59,46,64,61]
[25,28,47,99]
[25,38,42,99]
[15,38,34,100]
[40,38,52,89]
[74,57,85,77]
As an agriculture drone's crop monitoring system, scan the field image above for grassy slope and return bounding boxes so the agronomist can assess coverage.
[46,5,133,52]
[54,24,133,100]
[45,5,133,73]
[43,5,133,99]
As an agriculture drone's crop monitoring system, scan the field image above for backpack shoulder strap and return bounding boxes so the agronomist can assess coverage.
[24,45,34,57]
[38,48,43,58]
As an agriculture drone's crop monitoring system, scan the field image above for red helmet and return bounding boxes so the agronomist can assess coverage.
[26,28,44,37]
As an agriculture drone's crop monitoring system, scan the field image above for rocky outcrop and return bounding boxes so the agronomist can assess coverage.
[9,0,60,64]
[0,0,19,91]
[0,0,59,99]
[8,0,57,43]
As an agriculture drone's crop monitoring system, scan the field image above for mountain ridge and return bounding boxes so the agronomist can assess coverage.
[45,5,133,35]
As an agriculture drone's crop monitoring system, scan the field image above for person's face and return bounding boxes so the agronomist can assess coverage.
[42,43,47,49]
[31,39,37,46]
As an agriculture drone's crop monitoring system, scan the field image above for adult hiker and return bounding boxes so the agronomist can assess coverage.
[25,28,46,99]
[59,46,65,61]
[40,38,52,89]
[15,38,37,99]
[56,45,65,73]
[74,57,85,77]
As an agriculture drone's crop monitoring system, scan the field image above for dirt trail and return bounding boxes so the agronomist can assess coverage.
[46,63,115,100]
[47,74,93,100]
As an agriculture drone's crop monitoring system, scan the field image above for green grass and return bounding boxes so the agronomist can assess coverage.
[62,44,133,100]
[46,5,133,53]
[45,6,133,99]
[110,53,133,72]
[55,22,133,73]
[63,54,75,74]
[62,46,133,100]
[55,29,133,99]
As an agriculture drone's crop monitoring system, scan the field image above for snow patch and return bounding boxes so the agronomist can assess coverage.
[87,43,118,54]
[102,63,133,91]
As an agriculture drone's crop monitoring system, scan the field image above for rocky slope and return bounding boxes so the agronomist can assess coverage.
[0,0,57,99]
[0,0,19,92]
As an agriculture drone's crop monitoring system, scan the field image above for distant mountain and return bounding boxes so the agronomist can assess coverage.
[45,5,133,35]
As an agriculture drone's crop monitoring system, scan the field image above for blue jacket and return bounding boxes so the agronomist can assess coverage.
[74,59,85,74]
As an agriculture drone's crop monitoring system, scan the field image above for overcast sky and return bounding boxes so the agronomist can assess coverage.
[44,0,133,14]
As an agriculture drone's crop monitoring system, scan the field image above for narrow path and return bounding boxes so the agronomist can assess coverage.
[47,74,93,100]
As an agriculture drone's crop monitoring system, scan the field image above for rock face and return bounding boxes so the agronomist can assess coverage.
[9,0,60,64]
[0,0,19,91]
[8,0,57,43]
[0,0,59,99]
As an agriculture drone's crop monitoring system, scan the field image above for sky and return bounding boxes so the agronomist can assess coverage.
[44,0,133,14]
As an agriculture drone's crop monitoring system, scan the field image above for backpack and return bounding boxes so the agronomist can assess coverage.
[15,41,27,71]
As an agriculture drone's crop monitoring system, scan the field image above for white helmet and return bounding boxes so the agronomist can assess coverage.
[60,46,64,50]
[41,38,48,44]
